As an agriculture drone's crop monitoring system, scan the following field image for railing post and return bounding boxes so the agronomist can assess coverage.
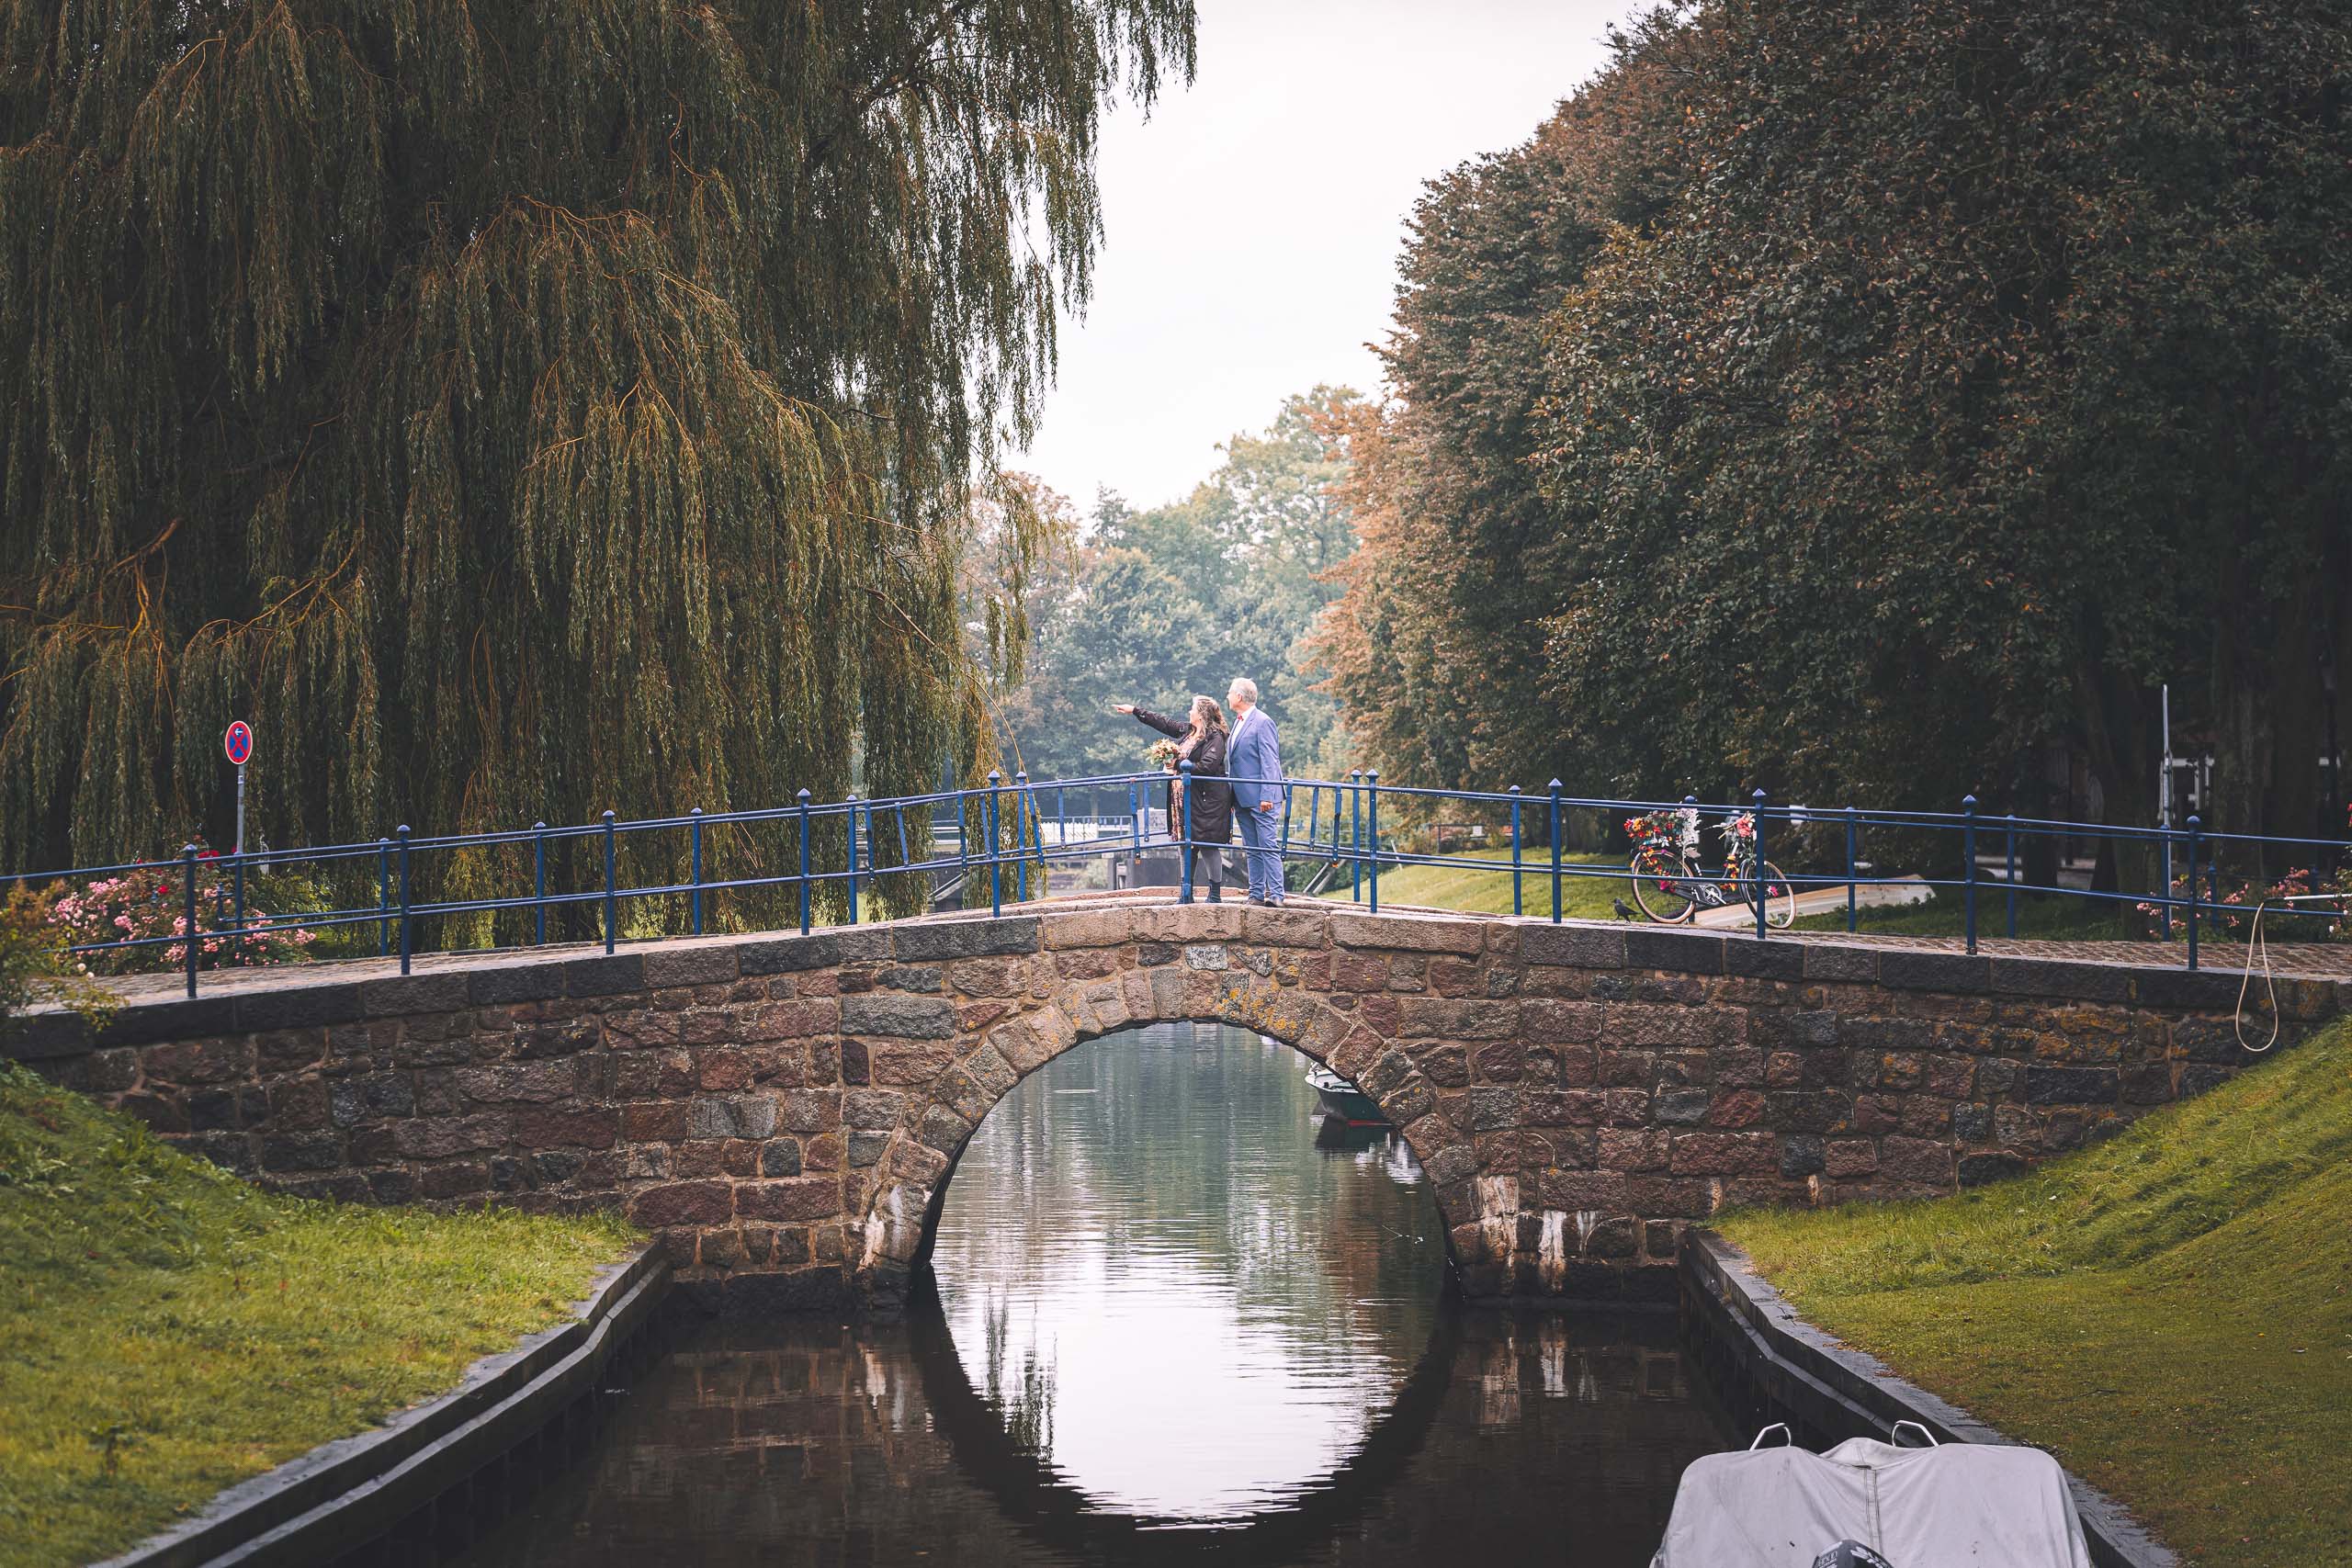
[1329,780,1344,868]
[377,838,392,956]
[181,842,199,998]
[1014,772,1030,903]
[600,811,616,955]
[689,807,705,936]
[797,788,813,935]
[1509,785,1524,918]
[1177,761,1195,906]
[398,825,415,975]
[2005,814,2018,939]
[1128,779,1141,879]
[1961,795,1978,955]
[2185,815,2201,972]
[845,795,860,926]
[1367,770,1381,914]
[986,772,1003,918]
[1844,807,1858,933]
[532,822,548,946]
[956,790,970,903]
[1548,780,1564,924]
[1752,789,1770,941]
[1348,770,1363,902]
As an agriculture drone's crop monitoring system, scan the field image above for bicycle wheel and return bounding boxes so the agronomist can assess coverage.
[1629,847,1698,923]
[1744,861,1797,930]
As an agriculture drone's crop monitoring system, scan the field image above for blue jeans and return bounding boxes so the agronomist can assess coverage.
[1235,803,1283,899]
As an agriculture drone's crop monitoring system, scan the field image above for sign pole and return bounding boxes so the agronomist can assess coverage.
[222,721,254,938]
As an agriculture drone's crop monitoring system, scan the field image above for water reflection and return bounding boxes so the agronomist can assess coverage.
[453,1022,1735,1567]
[929,1023,1444,1522]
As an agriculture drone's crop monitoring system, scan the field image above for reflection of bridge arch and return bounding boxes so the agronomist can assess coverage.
[904,1272,1463,1564]
[861,995,1481,1308]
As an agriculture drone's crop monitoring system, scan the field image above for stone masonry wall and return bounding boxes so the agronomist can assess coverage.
[11,902,2340,1311]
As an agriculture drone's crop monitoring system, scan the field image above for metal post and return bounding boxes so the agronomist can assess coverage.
[532,823,548,945]
[1014,772,1029,903]
[232,846,245,951]
[1367,770,1381,914]
[398,825,414,975]
[1548,780,1564,924]
[845,795,860,926]
[1844,807,1858,933]
[689,807,705,936]
[1128,780,1142,876]
[2005,815,2018,939]
[600,811,616,955]
[1752,789,1770,941]
[797,789,812,935]
[1177,761,1195,906]
[1510,785,1523,918]
[181,843,199,998]
[1280,780,1296,895]
[2185,816,2201,971]
[1961,795,1978,955]
[1329,781,1343,867]
[986,772,1003,918]
[1354,771,1374,902]
[377,839,392,955]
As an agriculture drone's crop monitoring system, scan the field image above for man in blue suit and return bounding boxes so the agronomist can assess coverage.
[1226,678,1286,905]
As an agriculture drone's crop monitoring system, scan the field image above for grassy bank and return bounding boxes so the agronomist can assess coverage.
[1721,1021,2352,1567]
[1320,845,1628,919]
[0,1066,636,1568]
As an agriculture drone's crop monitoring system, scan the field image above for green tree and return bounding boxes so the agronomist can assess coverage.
[1000,389,1362,788]
[1,0,1193,922]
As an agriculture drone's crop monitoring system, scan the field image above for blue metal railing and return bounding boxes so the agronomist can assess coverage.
[7,770,2346,998]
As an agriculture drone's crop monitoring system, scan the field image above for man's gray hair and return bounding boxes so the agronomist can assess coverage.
[1228,677,1260,705]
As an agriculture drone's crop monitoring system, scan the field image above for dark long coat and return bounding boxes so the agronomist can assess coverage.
[1133,707,1234,844]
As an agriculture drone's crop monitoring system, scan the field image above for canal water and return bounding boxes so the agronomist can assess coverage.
[457,1022,1735,1566]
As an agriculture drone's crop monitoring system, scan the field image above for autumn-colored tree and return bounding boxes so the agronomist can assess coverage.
[1308,19,1692,796]
[1,0,1193,923]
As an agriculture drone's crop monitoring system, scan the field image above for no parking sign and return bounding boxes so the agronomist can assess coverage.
[224,721,254,853]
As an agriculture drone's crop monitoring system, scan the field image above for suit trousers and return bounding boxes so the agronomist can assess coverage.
[1235,804,1283,899]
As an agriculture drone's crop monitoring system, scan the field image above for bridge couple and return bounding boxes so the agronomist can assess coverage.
[1112,678,1286,905]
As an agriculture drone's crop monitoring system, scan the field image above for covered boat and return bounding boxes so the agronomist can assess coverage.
[1651,1426,2093,1568]
[1304,1064,1386,1125]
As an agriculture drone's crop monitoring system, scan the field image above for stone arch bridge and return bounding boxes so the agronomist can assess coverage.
[11,898,2339,1311]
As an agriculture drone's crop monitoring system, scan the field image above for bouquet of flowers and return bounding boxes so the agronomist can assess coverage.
[1146,738,1181,770]
[1625,807,1700,857]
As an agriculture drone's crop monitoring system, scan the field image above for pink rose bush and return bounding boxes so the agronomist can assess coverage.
[45,841,319,975]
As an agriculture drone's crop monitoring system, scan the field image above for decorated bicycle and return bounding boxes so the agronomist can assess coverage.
[1624,806,1795,927]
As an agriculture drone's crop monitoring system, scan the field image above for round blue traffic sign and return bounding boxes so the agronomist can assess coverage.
[223,721,253,767]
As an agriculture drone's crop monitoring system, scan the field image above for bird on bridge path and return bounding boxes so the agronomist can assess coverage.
[1613,897,1638,921]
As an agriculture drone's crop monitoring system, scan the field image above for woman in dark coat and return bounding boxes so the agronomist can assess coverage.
[1114,695,1233,900]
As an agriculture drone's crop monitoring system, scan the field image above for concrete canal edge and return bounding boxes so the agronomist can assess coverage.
[95,1242,670,1568]
[1678,1229,2176,1568]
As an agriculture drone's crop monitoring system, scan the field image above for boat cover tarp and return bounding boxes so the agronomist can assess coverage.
[1650,1438,2093,1568]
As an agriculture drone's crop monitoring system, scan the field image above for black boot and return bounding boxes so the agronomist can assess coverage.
[1207,885,1222,903]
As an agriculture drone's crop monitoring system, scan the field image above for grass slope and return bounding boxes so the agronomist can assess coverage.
[0,1065,635,1568]
[1321,846,1630,919]
[1723,1022,2352,1567]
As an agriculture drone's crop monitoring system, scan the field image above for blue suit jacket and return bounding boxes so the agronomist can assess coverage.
[1227,706,1284,811]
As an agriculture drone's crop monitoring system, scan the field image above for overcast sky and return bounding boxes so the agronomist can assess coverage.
[1017,0,1634,513]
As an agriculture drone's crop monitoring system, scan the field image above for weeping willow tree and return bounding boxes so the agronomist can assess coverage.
[0,0,1192,929]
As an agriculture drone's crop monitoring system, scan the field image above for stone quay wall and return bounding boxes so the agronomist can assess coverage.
[10,901,2339,1312]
